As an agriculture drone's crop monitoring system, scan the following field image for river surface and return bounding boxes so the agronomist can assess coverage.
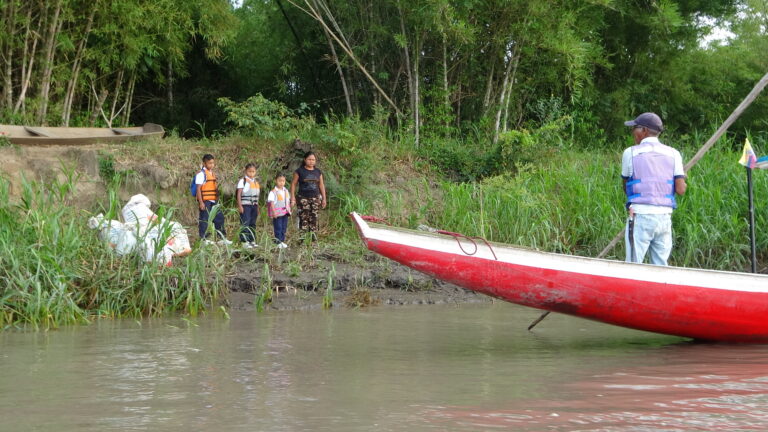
[2,303,768,431]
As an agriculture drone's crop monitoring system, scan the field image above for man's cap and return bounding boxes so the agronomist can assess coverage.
[624,112,663,132]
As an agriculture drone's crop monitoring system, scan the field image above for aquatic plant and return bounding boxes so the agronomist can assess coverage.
[255,262,273,312]
[323,264,335,309]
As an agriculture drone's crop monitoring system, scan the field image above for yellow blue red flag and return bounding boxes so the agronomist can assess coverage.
[739,138,757,169]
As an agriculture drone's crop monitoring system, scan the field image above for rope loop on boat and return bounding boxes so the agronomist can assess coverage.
[436,230,498,261]
[360,215,390,225]
[359,214,497,260]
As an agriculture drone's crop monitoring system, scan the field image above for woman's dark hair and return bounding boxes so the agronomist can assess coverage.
[303,151,316,161]
[202,154,214,162]
[244,163,256,170]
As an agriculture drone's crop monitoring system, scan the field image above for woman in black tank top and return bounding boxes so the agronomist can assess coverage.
[291,151,326,235]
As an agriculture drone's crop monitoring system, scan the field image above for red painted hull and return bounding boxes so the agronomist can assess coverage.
[350,213,768,343]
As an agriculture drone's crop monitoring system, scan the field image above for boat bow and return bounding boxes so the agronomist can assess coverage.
[350,212,768,343]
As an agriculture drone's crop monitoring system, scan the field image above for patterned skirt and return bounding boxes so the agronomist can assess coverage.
[297,196,321,232]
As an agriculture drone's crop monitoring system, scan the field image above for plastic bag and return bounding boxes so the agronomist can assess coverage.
[122,194,157,237]
[88,214,137,256]
[121,194,193,262]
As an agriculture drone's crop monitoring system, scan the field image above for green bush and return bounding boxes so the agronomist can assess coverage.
[218,94,315,139]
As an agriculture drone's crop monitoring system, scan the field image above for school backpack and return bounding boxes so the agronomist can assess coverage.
[190,168,205,197]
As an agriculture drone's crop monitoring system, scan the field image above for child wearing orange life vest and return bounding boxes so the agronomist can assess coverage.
[196,154,230,244]
[267,173,291,249]
[236,163,260,249]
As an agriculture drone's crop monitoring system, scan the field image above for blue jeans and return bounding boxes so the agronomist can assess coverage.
[239,204,259,243]
[273,214,289,243]
[198,201,226,240]
[625,213,673,265]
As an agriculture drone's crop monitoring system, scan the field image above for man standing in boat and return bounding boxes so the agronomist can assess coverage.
[621,112,687,265]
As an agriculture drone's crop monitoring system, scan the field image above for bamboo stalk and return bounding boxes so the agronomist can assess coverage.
[2,0,17,110]
[287,0,403,116]
[62,6,97,126]
[36,0,63,125]
[315,0,352,116]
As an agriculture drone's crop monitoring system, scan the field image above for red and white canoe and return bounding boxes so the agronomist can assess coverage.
[350,212,768,343]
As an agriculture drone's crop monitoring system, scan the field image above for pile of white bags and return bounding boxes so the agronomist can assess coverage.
[87,214,137,256]
[88,194,192,267]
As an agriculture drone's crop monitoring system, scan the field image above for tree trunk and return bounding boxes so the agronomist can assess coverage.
[398,4,414,116]
[15,35,38,116]
[442,32,450,130]
[501,52,520,134]
[109,68,125,126]
[275,0,322,97]
[36,0,63,125]
[13,7,37,115]
[2,0,17,110]
[482,59,496,116]
[90,85,108,126]
[413,34,421,148]
[493,47,515,145]
[122,71,137,126]
[167,60,174,109]
[62,6,97,126]
[456,80,462,128]
[321,23,352,115]
[295,0,401,115]
[371,55,380,108]
[312,0,355,114]
[369,2,380,109]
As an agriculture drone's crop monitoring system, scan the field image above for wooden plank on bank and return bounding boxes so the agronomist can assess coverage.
[24,126,57,137]
[111,128,142,136]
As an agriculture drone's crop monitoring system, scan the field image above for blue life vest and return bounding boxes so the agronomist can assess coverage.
[625,142,677,208]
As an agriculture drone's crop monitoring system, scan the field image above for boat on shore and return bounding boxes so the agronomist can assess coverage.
[0,123,164,145]
[350,212,768,343]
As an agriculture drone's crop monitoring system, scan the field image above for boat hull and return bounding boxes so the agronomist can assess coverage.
[0,123,164,145]
[351,212,768,343]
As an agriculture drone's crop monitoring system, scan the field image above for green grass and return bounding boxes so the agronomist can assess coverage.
[419,143,768,271]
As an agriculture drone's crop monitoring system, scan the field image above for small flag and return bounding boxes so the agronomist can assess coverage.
[739,138,757,169]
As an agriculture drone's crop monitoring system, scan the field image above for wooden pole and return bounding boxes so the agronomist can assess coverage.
[747,166,757,273]
[528,71,768,331]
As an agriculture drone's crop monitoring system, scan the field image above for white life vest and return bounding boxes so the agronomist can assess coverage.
[268,187,290,218]
[240,177,260,205]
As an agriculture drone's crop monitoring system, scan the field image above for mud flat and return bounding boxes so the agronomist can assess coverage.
[226,256,492,311]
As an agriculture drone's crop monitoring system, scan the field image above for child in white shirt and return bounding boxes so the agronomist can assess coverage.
[236,163,260,248]
[267,173,291,249]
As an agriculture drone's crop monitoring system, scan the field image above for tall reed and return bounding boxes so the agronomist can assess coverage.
[425,145,768,271]
[0,174,231,329]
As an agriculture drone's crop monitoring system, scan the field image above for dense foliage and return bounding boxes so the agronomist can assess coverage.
[0,0,236,127]
[1,0,765,148]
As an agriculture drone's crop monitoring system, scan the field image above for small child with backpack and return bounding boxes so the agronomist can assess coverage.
[236,163,260,249]
[267,173,291,249]
[191,154,230,245]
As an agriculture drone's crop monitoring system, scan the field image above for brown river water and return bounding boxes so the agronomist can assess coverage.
[2,303,768,431]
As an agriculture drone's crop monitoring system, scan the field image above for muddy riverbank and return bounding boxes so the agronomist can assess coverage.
[225,251,492,311]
